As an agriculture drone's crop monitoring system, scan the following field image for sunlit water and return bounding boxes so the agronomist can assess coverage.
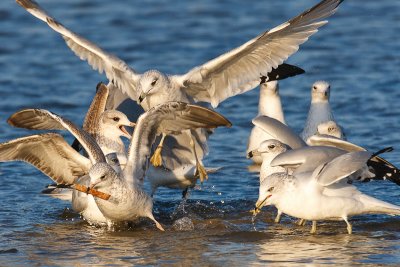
[0,0,399,266]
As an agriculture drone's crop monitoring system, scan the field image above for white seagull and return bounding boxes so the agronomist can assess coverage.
[254,150,400,234]
[248,139,289,223]
[301,81,344,141]
[16,0,344,183]
[247,77,298,164]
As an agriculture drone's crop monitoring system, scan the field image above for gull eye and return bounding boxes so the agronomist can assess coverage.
[113,117,120,122]
[151,79,158,86]
[268,144,275,150]
[100,175,106,180]
[313,86,317,90]
[268,187,275,192]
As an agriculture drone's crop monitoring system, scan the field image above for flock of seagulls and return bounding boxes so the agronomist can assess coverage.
[1,0,399,234]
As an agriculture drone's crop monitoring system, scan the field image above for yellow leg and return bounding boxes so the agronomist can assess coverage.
[274,210,282,223]
[190,136,208,183]
[344,217,352,234]
[296,218,306,226]
[310,221,317,234]
[150,133,167,167]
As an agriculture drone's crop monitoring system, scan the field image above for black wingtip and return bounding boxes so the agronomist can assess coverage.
[371,147,393,158]
[260,64,305,84]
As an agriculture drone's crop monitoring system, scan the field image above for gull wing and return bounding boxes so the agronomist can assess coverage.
[313,151,372,187]
[82,83,109,134]
[0,133,91,184]
[16,0,141,100]
[307,134,400,184]
[307,134,365,152]
[252,116,306,149]
[271,146,346,174]
[8,109,105,164]
[123,102,231,185]
[259,63,305,83]
[177,0,343,107]
[71,82,109,151]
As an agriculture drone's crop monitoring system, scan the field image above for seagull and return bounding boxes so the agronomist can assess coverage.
[301,81,344,141]
[254,150,400,234]
[247,139,289,223]
[247,76,302,164]
[310,120,345,140]
[16,0,343,184]
[6,102,231,230]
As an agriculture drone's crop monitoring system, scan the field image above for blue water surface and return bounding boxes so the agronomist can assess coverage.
[0,0,399,266]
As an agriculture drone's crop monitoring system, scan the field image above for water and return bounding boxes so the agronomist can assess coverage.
[0,0,399,265]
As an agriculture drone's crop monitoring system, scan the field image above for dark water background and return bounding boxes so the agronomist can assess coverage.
[0,0,399,266]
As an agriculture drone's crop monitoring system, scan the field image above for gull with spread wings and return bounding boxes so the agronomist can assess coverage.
[16,0,343,188]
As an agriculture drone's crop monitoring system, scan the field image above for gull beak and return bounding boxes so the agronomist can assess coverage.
[119,125,132,139]
[89,181,101,192]
[130,122,136,127]
[247,150,260,159]
[251,195,271,216]
[137,92,146,104]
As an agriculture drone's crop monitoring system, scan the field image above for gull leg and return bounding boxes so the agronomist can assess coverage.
[310,221,317,234]
[343,217,352,234]
[148,214,165,231]
[150,133,167,167]
[190,135,208,183]
[182,187,190,199]
[296,218,306,226]
[274,210,283,223]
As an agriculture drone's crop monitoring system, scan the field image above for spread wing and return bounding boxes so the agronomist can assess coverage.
[82,83,109,135]
[8,108,106,164]
[0,133,91,184]
[124,102,232,185]
[16,0,141,100]
[271,146,346,174]
[177,0,343,107]
[313,151,372,187]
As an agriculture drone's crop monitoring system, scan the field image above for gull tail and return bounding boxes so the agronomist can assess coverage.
[359,194,400,216]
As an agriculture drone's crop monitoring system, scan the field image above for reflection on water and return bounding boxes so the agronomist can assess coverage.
[1,0,400,265]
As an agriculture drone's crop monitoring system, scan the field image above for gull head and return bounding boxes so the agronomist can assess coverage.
[317,120,343,139]
[105,152,122,173]
[89,162,118,191]
[137,70,170,105]
[247,139,288,160]
[253,173,286,215]
[260,80,279,95]
[100,110,135,139]
[311,80,330,103]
